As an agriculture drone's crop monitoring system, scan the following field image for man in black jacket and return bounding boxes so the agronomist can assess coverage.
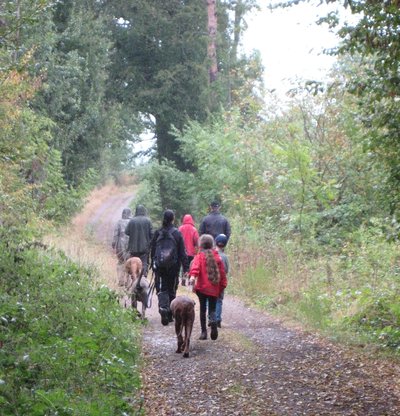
[125,205,153,276]
[199,201,231,242]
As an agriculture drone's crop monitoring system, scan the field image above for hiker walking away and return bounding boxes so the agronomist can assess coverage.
[178,214,199,285]
[189,234,227,341]
[151,209,189,326]
[125,205,153,277]
[214,233,229,328]
[112,208,132,264]
[199,201,231,242]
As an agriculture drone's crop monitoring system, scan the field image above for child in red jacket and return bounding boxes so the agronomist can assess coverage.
[189,234,227,340]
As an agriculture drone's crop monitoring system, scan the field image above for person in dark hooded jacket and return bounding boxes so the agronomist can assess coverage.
[112,207,132,264]
[150,210,189,326]
[125,205,153,276]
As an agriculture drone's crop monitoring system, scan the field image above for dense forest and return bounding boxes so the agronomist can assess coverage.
[1,0,399,414]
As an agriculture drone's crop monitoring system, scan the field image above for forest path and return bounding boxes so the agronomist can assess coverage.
[78,184,399,416]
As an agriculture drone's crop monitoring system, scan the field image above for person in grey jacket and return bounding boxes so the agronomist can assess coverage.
[125,205,153,276]
[112,207,132,264]
[199,201,231,242]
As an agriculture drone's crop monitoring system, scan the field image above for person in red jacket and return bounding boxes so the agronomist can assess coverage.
[179,214,199,284]
[189,234,227,341]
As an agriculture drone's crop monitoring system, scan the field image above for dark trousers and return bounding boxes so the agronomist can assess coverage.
[155,265,180,310]
[197,292,217,332]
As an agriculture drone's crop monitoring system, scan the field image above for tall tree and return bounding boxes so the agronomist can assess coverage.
[107,0,211,171]
[27,0,134,185]
[206,0,218,83]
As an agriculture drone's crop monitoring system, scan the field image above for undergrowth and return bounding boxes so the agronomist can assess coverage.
[228,220,400,354]
[0,242,143,415]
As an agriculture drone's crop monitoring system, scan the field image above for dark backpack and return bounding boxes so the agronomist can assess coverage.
[154,228,178,269]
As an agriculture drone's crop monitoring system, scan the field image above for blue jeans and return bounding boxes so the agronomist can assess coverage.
[216,289,224,322]
[208,289,224,323]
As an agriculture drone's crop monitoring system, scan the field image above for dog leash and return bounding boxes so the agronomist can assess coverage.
[146,271,156,309]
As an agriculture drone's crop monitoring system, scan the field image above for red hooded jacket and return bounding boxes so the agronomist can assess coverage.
[189,249,227,297]
[179,214,199,257]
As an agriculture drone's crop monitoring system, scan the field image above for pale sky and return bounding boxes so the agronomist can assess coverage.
[241,1,347,96]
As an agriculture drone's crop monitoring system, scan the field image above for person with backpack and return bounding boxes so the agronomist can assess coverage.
[150,209,189,326]
[188,234,227,341]
[199,201,231,242]
[178,214,199,285]
[125,204,154,277]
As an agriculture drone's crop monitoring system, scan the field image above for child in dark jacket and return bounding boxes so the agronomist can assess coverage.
[189,234,227,340]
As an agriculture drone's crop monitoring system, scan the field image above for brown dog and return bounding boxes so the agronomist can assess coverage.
[170,296,195,358]
[124,257,149,318]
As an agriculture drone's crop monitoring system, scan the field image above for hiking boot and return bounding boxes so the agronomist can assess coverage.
[159,308,169,326]
[199,331,207,340]
[210,323,218,340]
[217,320,221,328]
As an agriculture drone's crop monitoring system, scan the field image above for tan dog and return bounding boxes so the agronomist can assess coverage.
[124,257,149,318]
[170,296,195,358]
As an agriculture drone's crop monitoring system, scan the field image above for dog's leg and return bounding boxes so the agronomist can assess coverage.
[131,292,138,314]
[174,316,184,353]
[141,300,146,319]
[183,314,193,358]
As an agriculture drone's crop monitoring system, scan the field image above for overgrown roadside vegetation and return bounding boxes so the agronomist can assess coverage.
[228,218,400,353]
[135,85,400,356]
[1,183,143,415]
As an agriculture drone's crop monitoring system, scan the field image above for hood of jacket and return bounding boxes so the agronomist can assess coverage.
[122,208,132,219]
[182,214,195,226]
[135,205,146,216]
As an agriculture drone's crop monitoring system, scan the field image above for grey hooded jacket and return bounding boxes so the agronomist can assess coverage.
[112,208,132,258]
[125,205,154,254]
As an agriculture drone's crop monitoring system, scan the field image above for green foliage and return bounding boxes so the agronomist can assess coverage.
[343,289,400,350]
[175,107,270,219]
[135,160,197,222]
[167,80,400,353]
[228,219,400,352]
[317,1,400,213]
[0,243,142,415]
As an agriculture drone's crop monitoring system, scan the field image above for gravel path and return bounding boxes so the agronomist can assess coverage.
[89,185,400,416]
[141,292,399,415]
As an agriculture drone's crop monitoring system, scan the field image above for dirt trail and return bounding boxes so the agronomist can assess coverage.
[82,185,399,416]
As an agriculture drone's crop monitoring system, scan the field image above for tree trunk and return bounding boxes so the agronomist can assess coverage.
[206,0,218,83]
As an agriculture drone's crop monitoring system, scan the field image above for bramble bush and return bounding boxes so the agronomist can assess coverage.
[0,241,143,415]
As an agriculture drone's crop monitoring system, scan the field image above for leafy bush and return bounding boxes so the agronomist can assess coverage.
[0,243,142,415]
[135,160,199,222]
[343,289,400,350]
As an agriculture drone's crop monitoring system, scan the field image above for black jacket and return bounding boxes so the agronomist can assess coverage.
[199,211,231,241]
[125,205,153,253]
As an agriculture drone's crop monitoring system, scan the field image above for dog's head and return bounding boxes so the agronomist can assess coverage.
[125,257,143,278]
